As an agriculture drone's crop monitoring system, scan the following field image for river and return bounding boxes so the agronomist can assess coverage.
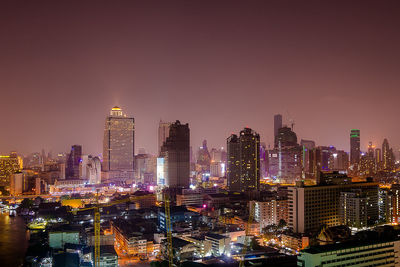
[0,211,29,266]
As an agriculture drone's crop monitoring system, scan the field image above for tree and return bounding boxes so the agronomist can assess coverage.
[278,219,287,229]
[20,198,33,209]
[250,236,262,250]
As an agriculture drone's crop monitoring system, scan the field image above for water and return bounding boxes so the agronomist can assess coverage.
[0,211,29,266]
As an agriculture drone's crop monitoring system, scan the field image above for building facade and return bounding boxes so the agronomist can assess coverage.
[102,106,135,182]
[227,128,260,192]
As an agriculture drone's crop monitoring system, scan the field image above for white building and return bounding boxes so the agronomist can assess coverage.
[298,238,400,266]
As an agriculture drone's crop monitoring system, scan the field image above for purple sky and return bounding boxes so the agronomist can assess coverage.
[1,1,399,156]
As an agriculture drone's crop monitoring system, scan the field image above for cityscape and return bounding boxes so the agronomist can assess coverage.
[1,1,400,267]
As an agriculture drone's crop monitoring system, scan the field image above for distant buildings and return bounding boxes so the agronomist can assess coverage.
[274,114,283,138]
[382,138,395,172]
[160,120,190,188]
[349,129,360,172]
[102,106,135,182]
[227,127,260,192]
[66,145,82,179]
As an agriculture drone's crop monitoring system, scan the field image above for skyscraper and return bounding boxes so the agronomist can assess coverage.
[102,106,135,182]
[227,127,260,192]
[158,120,172,156]
[66,145,82,179]
[160,120,190,188]
[274,114,283,139]
[382,138,395,172]
[350,129,360,166]
[268,126,302,183]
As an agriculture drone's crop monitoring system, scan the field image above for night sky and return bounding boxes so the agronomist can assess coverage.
[1,1,400,156]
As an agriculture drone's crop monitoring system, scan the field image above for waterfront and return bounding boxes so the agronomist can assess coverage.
[0,211,29,266]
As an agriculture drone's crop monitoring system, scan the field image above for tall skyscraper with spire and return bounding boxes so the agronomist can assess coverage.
[102,106,135,182]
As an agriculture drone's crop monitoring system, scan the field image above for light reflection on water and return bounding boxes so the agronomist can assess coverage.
[0,211,29,266]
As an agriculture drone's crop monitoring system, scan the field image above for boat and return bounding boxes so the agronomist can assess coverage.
[27,221,47,230]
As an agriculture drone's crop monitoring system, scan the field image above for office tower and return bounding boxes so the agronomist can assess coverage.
[350,129,360,166]
[66,145,82,179]
[160,120,190,188]
[79,155,101,184]
[102,106,135,182]
[329,150,349,172]
[274,114,283,139]
[268,126,302,183]
[10,172,24,196]
[382,138,395,172]
[227,127,260,192]
[158,121,172,156]
[0,153,23,186]
[288,174,378,233]
[197,140,211,174]
[134,154,157,184]
[375,148,382,168]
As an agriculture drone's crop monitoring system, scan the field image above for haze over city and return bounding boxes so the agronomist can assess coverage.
[1,1,400,155]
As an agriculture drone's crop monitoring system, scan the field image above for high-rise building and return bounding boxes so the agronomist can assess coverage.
[158,121,171,156]
[160,120,190,188]
[382,138,395,172]
[350,129,360,167]
[79,155,101,184]
[227,127,260,192]
[102,106,135,182]
[274,114,283,139]
[0,153,23,186]
[268,126,302,183]
[288,174,378,233]
[10,172,25,196]
[66,145,82,179]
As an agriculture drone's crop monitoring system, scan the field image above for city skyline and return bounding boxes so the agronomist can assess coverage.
[1,1,400,156]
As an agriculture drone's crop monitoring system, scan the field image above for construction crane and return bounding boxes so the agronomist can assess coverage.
[164,193,174,267]
[239,202,255,267]
[69,194,132,267]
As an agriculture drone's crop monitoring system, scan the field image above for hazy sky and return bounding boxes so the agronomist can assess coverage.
[1,1,399,156]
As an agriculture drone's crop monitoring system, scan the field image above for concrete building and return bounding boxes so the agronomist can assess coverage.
[251,198,288,230]
[339,190,370,228]
[205,233,231,257]
[10,172,24,196]
[102,106,135,182]
[49,229,80,249]
[176,189,203,206]
[160,120,190,188]
[288,175,379,233]
[298,238,400,267]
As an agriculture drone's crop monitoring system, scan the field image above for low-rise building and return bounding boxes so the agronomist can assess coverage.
[298,238,400,266]
[205,233,231,257]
